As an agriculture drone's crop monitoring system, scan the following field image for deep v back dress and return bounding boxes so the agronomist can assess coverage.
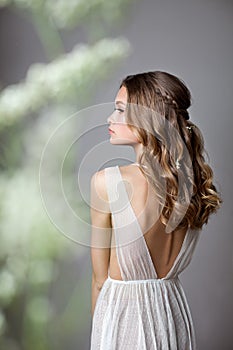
[90,164,201,350]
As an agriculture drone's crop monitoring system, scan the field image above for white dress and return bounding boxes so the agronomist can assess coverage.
[90,165,201,350]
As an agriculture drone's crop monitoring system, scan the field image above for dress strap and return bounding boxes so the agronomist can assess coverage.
[104,166,142,245]
[104,166,132,217]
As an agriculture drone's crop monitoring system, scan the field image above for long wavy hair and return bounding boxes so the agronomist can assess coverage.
[119,71,223,232]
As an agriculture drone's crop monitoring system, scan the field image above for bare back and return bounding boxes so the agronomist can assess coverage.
[108,163,188,280]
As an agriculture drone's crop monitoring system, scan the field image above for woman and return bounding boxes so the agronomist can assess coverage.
[90,71,222,349]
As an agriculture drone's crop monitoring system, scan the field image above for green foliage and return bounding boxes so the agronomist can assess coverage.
[0,0,134,29]
[0,0,136,348]
[0,38,131,128]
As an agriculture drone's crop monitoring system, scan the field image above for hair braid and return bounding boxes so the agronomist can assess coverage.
[119,70,223,232]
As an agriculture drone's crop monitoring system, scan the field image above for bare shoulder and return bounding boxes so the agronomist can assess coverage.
[118,164,147,183]
[91,168,108,202]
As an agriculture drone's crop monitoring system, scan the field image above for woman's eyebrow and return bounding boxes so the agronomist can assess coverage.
[115,101,126,106]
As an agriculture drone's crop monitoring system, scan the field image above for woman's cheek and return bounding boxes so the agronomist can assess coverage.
[120,125,139,142]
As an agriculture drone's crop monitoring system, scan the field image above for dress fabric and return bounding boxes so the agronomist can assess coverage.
[90,165,201,350]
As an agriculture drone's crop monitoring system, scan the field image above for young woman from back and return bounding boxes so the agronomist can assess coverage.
[90,71,222,350]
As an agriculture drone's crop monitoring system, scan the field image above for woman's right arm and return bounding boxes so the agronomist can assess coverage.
[90,170,112,317]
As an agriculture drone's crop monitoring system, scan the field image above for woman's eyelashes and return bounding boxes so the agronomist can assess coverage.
[114,107,124,113]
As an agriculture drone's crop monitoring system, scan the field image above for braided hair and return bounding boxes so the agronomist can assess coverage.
[119,70,222,232]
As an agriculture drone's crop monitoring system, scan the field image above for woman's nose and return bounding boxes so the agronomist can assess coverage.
[107,113,115,124]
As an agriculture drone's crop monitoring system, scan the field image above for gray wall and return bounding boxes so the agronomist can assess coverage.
[94,1,233,348]
[1,0,232,349]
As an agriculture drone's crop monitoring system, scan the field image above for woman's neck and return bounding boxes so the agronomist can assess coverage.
[132,142,144,163]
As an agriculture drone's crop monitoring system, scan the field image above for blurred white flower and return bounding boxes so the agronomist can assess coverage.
[0,38,131,126]
[26,296,54,323]
[0,0,134,28]
[0,270,16,306]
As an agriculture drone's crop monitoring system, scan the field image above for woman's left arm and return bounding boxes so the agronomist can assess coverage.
[90,170,112,317]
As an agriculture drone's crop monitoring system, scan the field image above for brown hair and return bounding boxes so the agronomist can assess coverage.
[119,71,223,232]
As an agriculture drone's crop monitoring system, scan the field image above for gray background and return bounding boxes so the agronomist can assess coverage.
[1,0,232,349]
[95,2,233,347]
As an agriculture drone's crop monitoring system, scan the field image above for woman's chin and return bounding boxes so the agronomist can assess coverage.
[109,137,133,146]
[109,138,122,144]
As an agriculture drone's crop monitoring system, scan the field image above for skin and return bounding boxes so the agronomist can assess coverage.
[90,86,188,317]
[91,86,144,317]
[107,86,144,161]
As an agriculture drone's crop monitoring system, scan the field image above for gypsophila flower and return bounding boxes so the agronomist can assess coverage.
[0,38,131,127]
